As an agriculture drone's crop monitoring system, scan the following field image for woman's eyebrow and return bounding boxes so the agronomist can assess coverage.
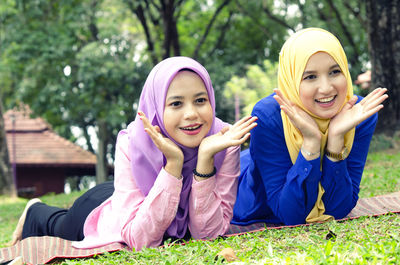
[302,70,316,77]
[302,64,341,77]
[166,92,208,101]
[330,64,340,69]
[166,95,183,101]
[194,92,208,97]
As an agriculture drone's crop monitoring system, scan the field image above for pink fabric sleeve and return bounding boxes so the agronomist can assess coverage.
[114,134,183,250]
[188,145,240,239]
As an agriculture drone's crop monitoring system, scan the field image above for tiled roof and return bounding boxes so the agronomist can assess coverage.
[4,107,96,166]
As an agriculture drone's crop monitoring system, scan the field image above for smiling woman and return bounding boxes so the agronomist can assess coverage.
[8,56,258,252]
[163,70,213,149]
[299,52,348,120]
[232,28,388,226]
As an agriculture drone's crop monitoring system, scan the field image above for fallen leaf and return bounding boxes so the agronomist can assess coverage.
[216,247,239,262]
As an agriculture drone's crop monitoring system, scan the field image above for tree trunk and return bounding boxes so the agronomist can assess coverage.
[0,99,17,196]
[366,0,400,134]
[160,0,181,58]
[95,119,108,184]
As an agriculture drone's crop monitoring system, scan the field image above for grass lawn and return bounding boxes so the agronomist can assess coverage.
[1,136,400,264]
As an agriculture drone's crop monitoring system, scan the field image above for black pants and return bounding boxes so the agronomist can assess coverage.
[22,181,114,241]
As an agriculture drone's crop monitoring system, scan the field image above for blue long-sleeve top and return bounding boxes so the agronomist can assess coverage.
[232,93,378,226]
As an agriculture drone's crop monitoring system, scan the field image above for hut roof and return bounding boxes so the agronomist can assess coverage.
[4,106,96,167]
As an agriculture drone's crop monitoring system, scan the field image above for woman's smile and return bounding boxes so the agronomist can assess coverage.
[180,123,203,135]
[299,52,347,119]
[315,95,337,107]
[163,71,213,147]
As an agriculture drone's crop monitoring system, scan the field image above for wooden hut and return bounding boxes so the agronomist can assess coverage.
[4,106,96,197]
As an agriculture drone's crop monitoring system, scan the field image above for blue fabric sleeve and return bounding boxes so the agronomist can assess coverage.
[321,100,378,218]
[233,94,377,226]
[250,95,322,225]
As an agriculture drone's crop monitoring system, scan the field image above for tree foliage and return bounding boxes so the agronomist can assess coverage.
[0,0,151,183]
[223,60,278,118]
[0,0,398,191]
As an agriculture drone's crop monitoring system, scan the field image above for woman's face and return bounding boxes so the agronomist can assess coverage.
[299,52,348,119]
[163,71,213,148]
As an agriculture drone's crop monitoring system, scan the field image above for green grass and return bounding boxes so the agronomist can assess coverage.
[1,135,400,264]
[360,151,400,198]
[0,191,86,247]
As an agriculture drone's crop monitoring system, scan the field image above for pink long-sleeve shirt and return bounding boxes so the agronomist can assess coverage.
[72,133,239,251]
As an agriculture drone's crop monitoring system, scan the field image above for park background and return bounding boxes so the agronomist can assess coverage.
[0,1,400,264]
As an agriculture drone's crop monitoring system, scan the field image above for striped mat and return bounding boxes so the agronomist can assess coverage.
[225,194,400,236]
[1,194,399,264]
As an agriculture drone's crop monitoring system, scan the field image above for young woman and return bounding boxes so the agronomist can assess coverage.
[10,56,257,250]
[231,28,388,226]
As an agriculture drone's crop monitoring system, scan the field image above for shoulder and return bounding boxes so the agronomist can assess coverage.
[252,93,280,116]
[252,93,282,127]
[116,130,130,148]
[115,130,131,160]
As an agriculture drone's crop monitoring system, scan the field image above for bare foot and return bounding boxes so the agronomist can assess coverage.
[8,198,42,246]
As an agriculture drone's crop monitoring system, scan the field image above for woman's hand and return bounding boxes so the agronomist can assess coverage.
[273,89,321,157]
[138,111,184,179]
[195,115,258,180]
[329,87,388,139]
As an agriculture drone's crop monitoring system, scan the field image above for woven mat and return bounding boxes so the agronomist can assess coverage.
[1,194,399,264]
[0,236,125,265]
[225,194,400,236]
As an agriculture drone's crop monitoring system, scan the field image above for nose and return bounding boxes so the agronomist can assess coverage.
[183,103,198,120]
[319,76,333,94]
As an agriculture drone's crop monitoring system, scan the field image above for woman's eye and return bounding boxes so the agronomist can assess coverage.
[303,74,316,80]
[330,69,342,75]
[196,98,207,104]
[170,101,182,107]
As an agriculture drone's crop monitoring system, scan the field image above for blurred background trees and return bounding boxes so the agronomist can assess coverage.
[365,0,400,133]
[0,0,398,189]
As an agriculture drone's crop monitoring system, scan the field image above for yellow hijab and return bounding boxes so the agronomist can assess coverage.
[278,28,355,223]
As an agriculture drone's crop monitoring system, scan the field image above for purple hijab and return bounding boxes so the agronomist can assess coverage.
[121,56,228,238]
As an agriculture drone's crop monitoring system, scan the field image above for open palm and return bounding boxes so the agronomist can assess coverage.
[138,111,184,163]
[329,87,388,137]
[198,116,258,159]
[273,89,321,139]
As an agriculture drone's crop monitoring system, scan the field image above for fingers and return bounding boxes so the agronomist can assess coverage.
[234,132,251,145]
[273,89,297,118]
[341,95,358,111]
[223,132,252,147]
[360,87,388,106]
[220,126,230,134]
[361,105,384,120]
[138,111,161,142]
[228,116,258,139]
[273,89,290,105]
[231,115,258,131]
[273,89,292,110]
[359,87,388,114]
[348,95,358,106]
[364,88,386,103]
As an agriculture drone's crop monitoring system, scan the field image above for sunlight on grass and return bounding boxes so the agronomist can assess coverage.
[0,196,25,204]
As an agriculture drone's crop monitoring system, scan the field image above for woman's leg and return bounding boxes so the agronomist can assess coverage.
[9,198,42,245]
[22,181,114,241]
